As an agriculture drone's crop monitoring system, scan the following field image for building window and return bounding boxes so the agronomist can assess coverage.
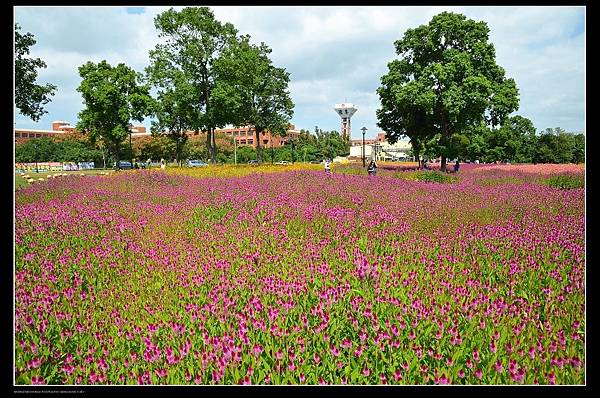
[240,140,246,144]
[263,140,268,145]
[247,139,253,144]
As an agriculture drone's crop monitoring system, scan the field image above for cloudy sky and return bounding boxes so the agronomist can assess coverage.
[14,6,585,140]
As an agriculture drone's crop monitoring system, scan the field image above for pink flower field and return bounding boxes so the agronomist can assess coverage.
[14,164,585,385]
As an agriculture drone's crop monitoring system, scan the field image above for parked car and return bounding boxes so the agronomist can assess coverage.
[309,160,322,164]
[275,160,291,165]
[188,160,208,167]
[114,161,133,170]
[247,160,260,165]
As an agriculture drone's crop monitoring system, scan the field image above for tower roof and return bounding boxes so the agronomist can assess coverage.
[334,103,358,118]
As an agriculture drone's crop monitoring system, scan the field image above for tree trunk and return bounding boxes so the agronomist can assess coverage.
[440,125,449,173]
[255,127,262,162]
[115,144,120,170]
[205,128,213,163]
[210,128,217,163]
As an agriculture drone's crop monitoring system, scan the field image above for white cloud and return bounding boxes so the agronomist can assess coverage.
[14,6,585,137]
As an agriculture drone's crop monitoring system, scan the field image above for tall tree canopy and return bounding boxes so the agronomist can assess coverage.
[147,7,237,163]
[15,23,56,122]
[76,60,153,169]
[212,35,294,162]
[377,12,519,171]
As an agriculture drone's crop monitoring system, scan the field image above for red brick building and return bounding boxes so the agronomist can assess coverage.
[215,125,300,149]
[132,125,301,149]
[350,132,387,147]
[16,121,299,149]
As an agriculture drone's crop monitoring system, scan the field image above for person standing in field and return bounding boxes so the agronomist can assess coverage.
[454,160,460,173]
[367,159,378,176]
[324,159,331,173]
[160,158,166,170]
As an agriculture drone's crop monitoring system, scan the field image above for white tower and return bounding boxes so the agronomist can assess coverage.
[334,103,358,140]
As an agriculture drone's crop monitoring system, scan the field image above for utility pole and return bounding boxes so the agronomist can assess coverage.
[234,137,237,165]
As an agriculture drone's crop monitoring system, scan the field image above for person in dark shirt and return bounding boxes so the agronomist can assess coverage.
[454,160,460,173]
[367,159,378,176]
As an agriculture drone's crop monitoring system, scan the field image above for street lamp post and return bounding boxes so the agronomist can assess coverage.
[361,126,367,167]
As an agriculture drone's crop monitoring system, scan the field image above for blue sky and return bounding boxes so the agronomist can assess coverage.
[14,6,585,140]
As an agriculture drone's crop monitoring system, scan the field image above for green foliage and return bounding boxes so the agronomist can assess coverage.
[377,12,519,171]
[212,34,294,162]
[544,175,584,190]
[134,135,176,162]
[571,134,585,164]
[76,60,153,168]
[14,24,56,121]
[233,146,257,163]
[479,115,537,163]
[147,7,238,163]
[534,130,584,164]
[15,137,104,164]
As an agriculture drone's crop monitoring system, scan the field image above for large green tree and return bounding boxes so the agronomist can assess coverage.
[571,133,585,164]
[212,35,294,162]
[76,60,153,169]
[147,7,237,163]
[534,130,578,164]
[15,23,56,121]
[482,115,536,163]
[377,12,519,171]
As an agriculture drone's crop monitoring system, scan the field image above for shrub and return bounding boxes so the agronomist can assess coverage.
[403,170,457,183]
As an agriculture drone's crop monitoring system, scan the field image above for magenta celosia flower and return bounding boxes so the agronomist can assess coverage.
[380,373,387,384]
[313,354,320,365]
[436,374,450,384]
[252,344,263,356]
[31,375,45,385]
[14,165,585,385]
[394,369,402,381]
[156,368,167,378]
[473,348,480,362]
[330,345,340,357]
[494,360,503,373]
